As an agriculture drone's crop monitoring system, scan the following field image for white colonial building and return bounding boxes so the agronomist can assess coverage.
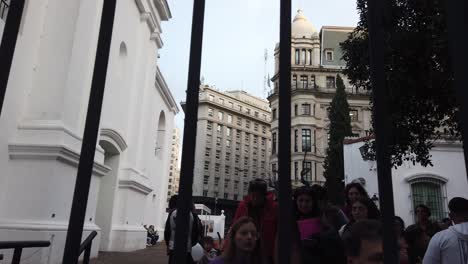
[344,137,468,226]
[0,0,177,263]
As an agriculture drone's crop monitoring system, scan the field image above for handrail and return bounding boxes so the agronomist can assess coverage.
[77,231,98,264]
[0,240,50,264]
[0,241,51,249]
[79,231,97,253]
[0,0,9,20]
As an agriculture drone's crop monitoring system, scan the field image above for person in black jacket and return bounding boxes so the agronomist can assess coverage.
[164,195,202,264]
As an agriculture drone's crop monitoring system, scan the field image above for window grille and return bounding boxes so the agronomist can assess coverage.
[409,177,447,222]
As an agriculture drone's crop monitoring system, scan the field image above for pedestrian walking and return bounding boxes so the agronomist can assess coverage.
[229,179,277,263]
[343,183,379,221]
[406,204,441,238]
[339,197,380,238]
[343,219,384,264]
[423,197,468,264]
[293,187,345,263]
[210,217,266,264]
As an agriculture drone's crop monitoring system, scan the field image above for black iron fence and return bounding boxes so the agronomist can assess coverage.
[78,231,98,264]
[0,1,467,264]
[0,240,51,264]
[0,231,97,264]
[0,0,8,21]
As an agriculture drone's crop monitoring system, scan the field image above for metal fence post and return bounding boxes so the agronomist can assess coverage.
[62,1,117,263]
[367,0,398,263]
[278,0,293,263]
[173,0,206,263]
[446,1,468,182]
[11,248,22,264]
[0,0,25,116]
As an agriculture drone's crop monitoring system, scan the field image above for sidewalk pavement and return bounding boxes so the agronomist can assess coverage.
[89,243,168,264]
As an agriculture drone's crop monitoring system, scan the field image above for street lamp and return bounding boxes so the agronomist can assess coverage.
[214,197,218,215]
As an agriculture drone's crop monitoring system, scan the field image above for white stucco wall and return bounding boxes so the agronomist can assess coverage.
[344,140,468,226]
[0,0,176,263]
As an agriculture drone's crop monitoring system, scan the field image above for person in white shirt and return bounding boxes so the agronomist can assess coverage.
[423,197,468,264]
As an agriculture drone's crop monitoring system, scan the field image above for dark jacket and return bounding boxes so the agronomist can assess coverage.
[301,228,346,264]
[164,210,201,248]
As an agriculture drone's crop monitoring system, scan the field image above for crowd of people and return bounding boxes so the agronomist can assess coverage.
[164,179,468,264]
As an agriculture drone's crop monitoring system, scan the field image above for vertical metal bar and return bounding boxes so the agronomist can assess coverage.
[0,0,25,116]
[278,0,292,263]
[83,243,92,264]
[367,0,398,263]
[62,1,117,263]
[11,247,22,264]
[173,0,205,263]
[446,1,468,182]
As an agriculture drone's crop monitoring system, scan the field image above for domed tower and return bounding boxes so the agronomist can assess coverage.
[268,10,372,188]
[274,10,321,74]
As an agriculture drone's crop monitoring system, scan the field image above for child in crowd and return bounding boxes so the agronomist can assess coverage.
[198,236,219,264]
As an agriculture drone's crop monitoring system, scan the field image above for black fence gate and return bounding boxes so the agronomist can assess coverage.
[1,0,467,264]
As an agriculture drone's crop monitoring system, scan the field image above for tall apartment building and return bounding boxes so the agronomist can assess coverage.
[167,128,181,200]
[268,10,372,188]
[186,85,272,202]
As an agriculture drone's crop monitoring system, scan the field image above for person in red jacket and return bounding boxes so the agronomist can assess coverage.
[230,179,278,263]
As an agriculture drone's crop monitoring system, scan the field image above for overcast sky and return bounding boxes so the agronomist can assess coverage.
[158,0,359,141]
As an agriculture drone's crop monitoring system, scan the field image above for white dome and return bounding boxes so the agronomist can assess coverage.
[292,10,318,38]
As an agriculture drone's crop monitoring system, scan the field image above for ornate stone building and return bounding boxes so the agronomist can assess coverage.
[268,10,372,187]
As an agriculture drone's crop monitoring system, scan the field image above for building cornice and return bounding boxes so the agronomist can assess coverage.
[155,67,179,114]
[8,144,110,176]
[135,0,171,48]
[200,88,271,114]
[119,179,153,195]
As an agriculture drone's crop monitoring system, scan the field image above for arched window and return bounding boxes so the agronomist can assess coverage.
[301,49,306,65]
[156,111,166,158]
[308,50,313,65]
[295,49,300,65]
[409,177,447,222]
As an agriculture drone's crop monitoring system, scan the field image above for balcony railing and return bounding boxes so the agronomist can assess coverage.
[268,83,371,97]
[0,0,9,21]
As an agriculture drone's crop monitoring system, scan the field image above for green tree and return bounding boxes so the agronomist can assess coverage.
[323,75,352,205]
[341,0,459,167]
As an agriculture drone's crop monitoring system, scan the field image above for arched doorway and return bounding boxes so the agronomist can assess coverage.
[95,129,127,251]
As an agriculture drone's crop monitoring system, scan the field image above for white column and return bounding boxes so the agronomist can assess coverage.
[21,0,102,135]
[312,43,320,67]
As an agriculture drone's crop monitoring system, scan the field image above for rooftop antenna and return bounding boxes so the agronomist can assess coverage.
[263,49,269,98]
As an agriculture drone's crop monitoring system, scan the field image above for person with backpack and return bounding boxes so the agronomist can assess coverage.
[164,195,202,264]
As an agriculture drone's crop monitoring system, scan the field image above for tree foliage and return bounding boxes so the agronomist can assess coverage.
[324,75,352,205]
[341,0,459,167]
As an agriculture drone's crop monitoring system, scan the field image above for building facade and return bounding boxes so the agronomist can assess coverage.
[188,85,272,201]
[167,128,181,200]
[268,10,372,187]
[344,138,468,226]
[0,1,177,263]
